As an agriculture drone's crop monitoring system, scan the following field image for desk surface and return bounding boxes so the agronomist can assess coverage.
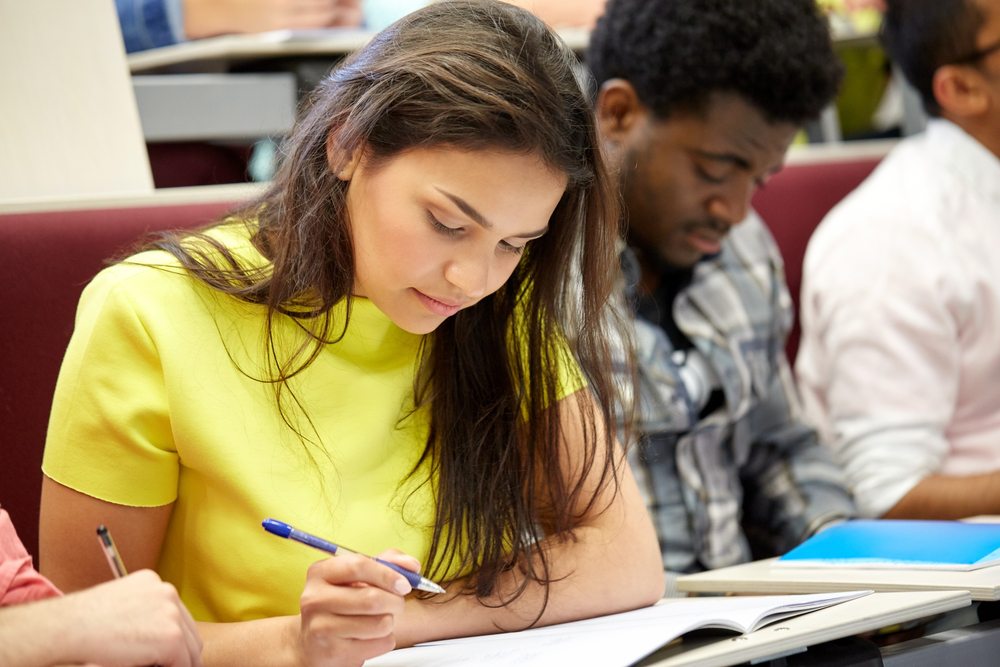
[678,557,1000,602]
[645,590,970,667]
[0,182,264,215]
[127,23,874,73]
[128,27,591,72]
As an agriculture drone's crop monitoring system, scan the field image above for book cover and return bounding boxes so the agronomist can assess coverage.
[777,519,1000,570]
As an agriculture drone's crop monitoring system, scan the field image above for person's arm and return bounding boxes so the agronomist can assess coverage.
[732,218,855,554]
[884,472,1000,519]
[500,0,606,28]
[0,569,202,667]
[392,389,664,645]
[796,211,972,518]
[188,391,663,661]
[182,0,362,40]
[116,0,186,52]
[39,478,422,667]
[41,391,662,666]
[740,355,856,555]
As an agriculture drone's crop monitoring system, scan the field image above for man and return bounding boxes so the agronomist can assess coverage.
[587,0,856,580]
[797,0,1000,519]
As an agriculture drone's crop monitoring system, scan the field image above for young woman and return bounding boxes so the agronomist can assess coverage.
[39,2,663,665]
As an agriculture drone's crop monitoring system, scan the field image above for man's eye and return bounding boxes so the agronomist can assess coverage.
[695,164,727,184]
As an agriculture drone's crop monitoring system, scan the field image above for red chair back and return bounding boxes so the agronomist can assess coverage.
[0,200,238,557]
[752,157,882,362]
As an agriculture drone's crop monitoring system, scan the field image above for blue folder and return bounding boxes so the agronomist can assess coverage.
[777,520,1000,571]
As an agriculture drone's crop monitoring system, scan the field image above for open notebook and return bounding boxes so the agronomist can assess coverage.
[365,590,870,667]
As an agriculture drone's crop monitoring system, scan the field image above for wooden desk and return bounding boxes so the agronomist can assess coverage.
[644,590,969,667]
[126,27,591,74]
[678,557,1000,602]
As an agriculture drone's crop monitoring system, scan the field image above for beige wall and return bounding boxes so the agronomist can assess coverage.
[0,0,152,202]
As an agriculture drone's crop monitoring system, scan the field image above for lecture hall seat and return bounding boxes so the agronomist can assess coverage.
[752,155,883,363]
[0,198,242,558]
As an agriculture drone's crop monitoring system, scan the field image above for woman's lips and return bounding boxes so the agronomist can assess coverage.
[414,290,463,317]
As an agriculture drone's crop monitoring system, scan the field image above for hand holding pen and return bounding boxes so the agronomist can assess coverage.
[262,518,446,594]
[262,519,438,665]
[89,525,203,666]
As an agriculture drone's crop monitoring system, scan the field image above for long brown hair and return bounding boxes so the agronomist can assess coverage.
[149,0,630,613]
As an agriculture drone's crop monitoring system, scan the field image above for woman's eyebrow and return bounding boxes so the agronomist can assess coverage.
[435,187,548,238]
[435,187,493,229]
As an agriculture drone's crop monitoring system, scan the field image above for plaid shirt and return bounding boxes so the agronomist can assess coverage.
[622,213,855,575]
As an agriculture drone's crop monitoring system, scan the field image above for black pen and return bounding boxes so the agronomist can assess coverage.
[262,518,446,594]
[96,524,128,579]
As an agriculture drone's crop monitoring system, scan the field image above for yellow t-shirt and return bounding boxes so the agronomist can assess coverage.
[44,224,585,622]
[42,226,415,620]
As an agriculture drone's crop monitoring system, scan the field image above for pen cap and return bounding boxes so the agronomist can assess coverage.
[262,518,294,538]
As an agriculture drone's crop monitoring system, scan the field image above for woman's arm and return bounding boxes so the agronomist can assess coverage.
[196,552,413,666]
[39,477,172,591]
[395,389,664,645]
[38,390,663,665]
[179,392,664,661]
[39,477,418,667]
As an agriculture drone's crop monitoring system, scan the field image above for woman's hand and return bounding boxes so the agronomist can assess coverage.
[297,550,422,666]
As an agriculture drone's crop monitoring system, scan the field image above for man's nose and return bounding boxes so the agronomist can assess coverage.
[706,178,755,227]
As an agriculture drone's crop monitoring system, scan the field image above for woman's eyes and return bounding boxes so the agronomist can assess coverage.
[427,211,526,255]
[498,241,526,255]
[427,211,461,236]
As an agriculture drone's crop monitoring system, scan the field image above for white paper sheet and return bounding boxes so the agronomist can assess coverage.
[365,590,870,667]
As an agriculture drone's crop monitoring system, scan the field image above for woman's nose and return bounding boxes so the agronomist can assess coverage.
[444,253,490,300]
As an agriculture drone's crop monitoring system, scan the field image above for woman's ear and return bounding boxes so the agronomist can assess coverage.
[326,133,363,181]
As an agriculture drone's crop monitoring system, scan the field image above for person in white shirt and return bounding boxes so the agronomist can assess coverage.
[797,0,1000,519]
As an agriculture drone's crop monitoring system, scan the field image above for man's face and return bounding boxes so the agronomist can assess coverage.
[607,91,798,270]
[972,0,1000,119]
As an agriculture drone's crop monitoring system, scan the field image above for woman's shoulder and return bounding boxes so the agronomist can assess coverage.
[84,220,264,313]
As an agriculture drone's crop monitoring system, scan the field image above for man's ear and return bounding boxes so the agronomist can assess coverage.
[595,78,646,142]
[933,64,991,119]
[326,132,363,181]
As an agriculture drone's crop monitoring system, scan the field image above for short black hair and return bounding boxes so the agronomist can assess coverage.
[882,0,985,117]
[586,0,843,125]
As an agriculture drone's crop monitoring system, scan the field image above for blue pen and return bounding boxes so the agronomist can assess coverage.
[261,518,446,595]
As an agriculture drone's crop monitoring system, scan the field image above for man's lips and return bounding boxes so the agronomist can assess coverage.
[685,227,725,255]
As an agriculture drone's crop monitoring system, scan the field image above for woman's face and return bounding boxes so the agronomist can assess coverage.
[342,146,567,334]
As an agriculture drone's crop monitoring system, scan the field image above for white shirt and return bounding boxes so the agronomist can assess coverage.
[796,119,1000,517]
